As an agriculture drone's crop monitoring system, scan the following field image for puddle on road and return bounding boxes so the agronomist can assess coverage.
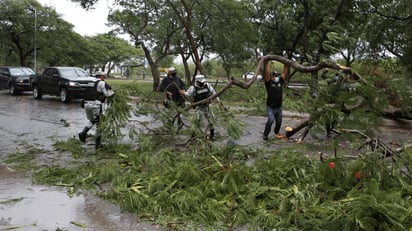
[0,166,87,230]
[0,166,159,231]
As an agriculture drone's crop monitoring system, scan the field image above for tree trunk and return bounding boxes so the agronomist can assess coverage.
[285,118,310,138]
[141,44,159,92]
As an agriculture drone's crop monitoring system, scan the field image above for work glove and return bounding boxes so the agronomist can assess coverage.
[163,99,170,108]
[107,90,115,98]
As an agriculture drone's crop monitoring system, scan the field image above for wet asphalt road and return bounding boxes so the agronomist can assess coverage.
[0,88,308,156]
[0,90,86,156]
[0,90,162,231]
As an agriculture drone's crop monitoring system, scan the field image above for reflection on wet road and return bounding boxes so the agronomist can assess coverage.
[0,166,86,230]
[0,166,160,231]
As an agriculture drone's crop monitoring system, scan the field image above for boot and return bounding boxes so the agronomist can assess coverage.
[95,136,103,149]
[78,127,90,142]
[210,129,216,141]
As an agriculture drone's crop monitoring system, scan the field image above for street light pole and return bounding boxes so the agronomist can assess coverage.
[34,8,37,72]
[29,7,37,72]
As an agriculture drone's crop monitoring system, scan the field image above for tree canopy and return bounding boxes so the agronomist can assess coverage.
[2,0,410,74]
[72,0,410,80]
[0,0,139,73]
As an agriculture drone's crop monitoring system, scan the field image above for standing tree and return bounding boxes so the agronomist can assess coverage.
[202,0,258,79]
[0,0,43,67]
[108,0,178,91]
[86,33,143,76]
[0,0,98,68]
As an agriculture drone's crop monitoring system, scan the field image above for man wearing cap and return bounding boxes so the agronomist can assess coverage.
[159,67,186,107]
[78,71,114,149]
[185,74,220,140]
[262,61,289,140]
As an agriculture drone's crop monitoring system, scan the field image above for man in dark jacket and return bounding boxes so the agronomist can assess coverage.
[263,61,289,140]
[159,67,186,107]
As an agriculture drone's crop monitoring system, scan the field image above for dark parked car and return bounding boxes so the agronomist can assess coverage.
[0,66,35,95]
[30,67,97,103]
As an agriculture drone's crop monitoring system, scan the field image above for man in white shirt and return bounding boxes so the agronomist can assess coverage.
[78,71,114,149]
[185,74,220,140]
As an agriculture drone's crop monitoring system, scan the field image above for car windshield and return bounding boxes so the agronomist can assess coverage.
[59,68,90,78]
[9,67,35,76]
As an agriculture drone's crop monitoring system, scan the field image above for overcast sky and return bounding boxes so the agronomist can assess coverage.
[37,0,115,36]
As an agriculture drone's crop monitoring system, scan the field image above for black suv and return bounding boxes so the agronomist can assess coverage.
[0,66,35,95]
[31,67,96,103]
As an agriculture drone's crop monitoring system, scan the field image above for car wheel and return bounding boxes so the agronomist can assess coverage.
[33,86,42,99]
[9,84,18,95]
[60,88,70,103]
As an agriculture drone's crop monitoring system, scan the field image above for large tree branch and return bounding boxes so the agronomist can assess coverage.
[187,55,350,109]
[180,55,412,143]
[257,55,345,73]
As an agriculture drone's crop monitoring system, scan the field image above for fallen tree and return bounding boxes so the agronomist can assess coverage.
[190,55,411,143]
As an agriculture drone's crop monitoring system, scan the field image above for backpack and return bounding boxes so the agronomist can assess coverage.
[83,80,100,101]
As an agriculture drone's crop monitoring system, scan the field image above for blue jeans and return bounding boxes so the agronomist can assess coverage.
[263,106,283,137]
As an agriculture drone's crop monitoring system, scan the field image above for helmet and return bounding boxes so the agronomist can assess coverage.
[96,71,105,77]
[168,67,176,73]
[195,74,206,83]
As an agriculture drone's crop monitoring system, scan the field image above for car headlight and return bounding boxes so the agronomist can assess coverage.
[68,81,80,86]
